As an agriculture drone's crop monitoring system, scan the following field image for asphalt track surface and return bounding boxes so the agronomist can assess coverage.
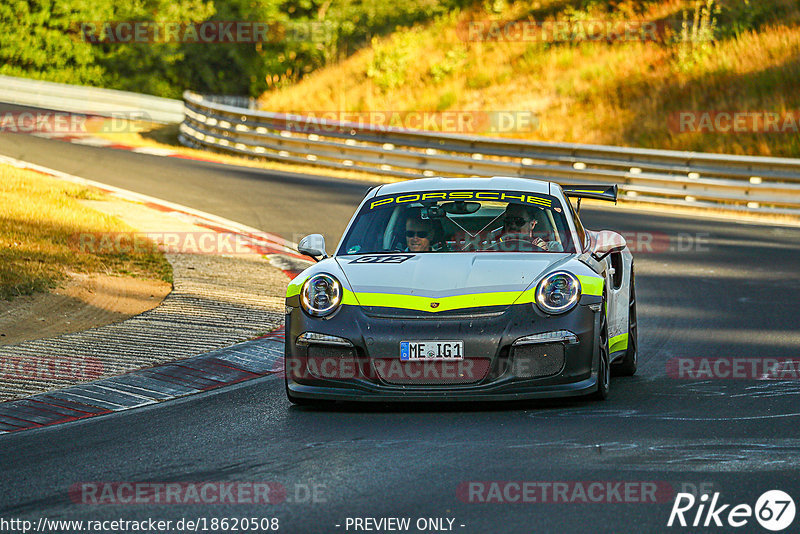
[2,118,800,533]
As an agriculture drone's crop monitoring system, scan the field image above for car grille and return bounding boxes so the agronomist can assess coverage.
[373,358,491,385]
[510,343,565,378]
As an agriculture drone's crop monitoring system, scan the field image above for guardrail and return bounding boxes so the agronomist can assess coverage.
[2,77,797,215]
[180,92,800,215]
[0,75,183,124]
[6,76,797,216]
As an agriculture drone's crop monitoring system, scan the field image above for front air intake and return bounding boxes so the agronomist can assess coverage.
[304,345,358,380]
[510,343,565,378]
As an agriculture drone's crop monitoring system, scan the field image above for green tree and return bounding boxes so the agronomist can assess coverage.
[0,0,109,84]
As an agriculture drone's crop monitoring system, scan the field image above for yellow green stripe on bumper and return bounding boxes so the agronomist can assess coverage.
[576,275,604,297]
[352,273,604,312]
[286,274,310,298]
[353,290,524,313]
[288,274,605,312]
[609,333,629,353]
[286,277,359,306]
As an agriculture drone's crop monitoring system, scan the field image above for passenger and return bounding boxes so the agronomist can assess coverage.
[501,204,562,251]
[501,203,547,250]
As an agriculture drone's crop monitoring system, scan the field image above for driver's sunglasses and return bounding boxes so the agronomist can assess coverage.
[504,217,532,227]
[406,230,430,238]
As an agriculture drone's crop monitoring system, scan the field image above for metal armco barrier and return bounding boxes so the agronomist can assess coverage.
[179,91,800,215]
[0,75,184,124]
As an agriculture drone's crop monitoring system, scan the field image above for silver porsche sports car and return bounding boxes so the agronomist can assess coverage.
[284,177,636,403]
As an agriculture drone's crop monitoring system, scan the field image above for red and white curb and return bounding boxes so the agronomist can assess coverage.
[0,155,309,434]
[0,327,286,434]
[0,153,313,275]
[30,132,221,163]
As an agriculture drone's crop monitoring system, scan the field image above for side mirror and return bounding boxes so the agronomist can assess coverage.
[590,230,626,261]
[298,234,328,261]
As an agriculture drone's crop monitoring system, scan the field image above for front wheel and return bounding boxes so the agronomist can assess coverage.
[592,298,610,401]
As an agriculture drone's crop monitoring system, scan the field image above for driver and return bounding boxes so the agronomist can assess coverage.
[405,217,434,252]
[404,210,446,252]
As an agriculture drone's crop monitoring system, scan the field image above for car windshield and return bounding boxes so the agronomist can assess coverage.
[339,190,576,254]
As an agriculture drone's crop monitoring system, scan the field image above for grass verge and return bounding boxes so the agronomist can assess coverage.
[0,164,172,300]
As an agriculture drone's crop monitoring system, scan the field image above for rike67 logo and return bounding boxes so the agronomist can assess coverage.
[668,490,796,531]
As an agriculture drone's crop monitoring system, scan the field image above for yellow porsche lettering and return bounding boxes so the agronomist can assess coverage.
[370,198,394,209]
[526,195,551,206]
[369,191,555,209]
[501,193,526,202]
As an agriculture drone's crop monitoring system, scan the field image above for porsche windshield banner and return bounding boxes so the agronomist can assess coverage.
[367,190,555,210]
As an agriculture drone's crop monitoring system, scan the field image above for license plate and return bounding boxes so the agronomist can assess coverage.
[400,340,464,361]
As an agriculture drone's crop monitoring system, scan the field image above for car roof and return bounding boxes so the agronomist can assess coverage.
[369,176,553,198]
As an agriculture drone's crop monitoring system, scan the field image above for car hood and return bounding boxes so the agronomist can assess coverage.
[335,253,573,312]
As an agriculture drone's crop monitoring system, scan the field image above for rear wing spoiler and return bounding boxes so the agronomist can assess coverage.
[561,185,618,204]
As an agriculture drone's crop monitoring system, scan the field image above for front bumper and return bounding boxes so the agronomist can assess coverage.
[284,299,602,402]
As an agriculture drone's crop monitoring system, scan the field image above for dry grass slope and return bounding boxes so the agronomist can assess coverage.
[257,0,800,157]
[0,165,172,299]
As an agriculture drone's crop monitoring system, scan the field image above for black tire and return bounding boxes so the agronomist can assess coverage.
[612,268,638,377]
[592,297,610,400]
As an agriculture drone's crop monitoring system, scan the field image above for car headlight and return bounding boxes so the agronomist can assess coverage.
[535,271,581,314]
[300,274,342,317]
